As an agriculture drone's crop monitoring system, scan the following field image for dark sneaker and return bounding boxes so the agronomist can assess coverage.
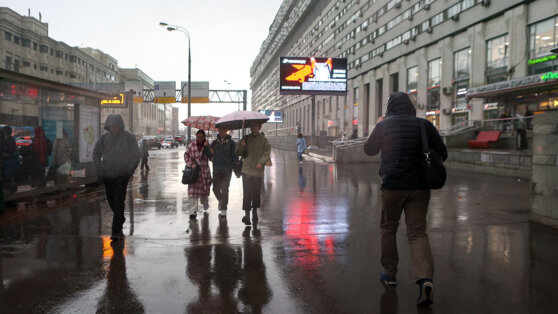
[189,212,197,221]
[416,279,433,307]
[379,272,397,286]
[242,216,251,225]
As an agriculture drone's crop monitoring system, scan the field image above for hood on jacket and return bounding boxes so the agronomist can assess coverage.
[104,114,125,131]
[385,92,416,118]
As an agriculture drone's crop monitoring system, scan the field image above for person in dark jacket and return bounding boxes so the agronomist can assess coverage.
[93,114,140,242]
[140,139,150,171]
[210,128,237,217]
[1,126,18,181]
[364,92,447,307]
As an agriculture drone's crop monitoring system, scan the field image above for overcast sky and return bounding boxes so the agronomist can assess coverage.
[4,0,283,119]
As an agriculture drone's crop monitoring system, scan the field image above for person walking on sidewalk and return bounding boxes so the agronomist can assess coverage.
[93,114,140,242]
[236,121,271,225]
[296,133,306,165]
[140,139,150,170]
[364,92,447,307]
[210,128,236,217]
[185,129,212,221]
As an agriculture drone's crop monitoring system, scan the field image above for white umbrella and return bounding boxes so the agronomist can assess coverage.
[215,111,269,130]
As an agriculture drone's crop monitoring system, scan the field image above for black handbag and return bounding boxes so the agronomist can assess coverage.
[420,120,446,189]
[182,149,204,185]
[182,162,200,184]
[233,158,243,178]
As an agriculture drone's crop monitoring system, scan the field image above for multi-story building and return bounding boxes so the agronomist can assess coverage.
[251,0,558,137]
[0,7,176,136]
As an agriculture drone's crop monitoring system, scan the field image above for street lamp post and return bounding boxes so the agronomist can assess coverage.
[159,22,192,143]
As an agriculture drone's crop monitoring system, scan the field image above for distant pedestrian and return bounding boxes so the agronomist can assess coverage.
[1,126,18,181]
[140,139,150,170]
[93,114,140,242]
[51,129,72,176]
[210,128,237,217]
[32,126,52,171]
[185,129,212,220]
[364,92,447,307]
[515,110,528,150]
[236,121,271,225]
[350,128,358,139]
[499,110,511,133]
[525,108,534,130]
[296,133,306,165]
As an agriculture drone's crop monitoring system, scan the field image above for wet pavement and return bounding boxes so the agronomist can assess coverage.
[1,147,557,313]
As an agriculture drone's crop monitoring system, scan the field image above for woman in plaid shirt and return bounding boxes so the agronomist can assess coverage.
[184,129,213,220]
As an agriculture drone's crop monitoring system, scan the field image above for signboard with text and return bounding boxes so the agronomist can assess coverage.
[259,110,283,123]
[154,81,176,103]
[181,81,209,103]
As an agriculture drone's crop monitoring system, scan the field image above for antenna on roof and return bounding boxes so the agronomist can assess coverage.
[39,12,42,21]
[28,9,30,16]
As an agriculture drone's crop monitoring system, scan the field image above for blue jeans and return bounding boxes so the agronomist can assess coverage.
[298,152,303,161]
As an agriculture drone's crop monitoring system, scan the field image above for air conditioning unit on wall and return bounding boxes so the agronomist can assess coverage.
[452,14,459,21]
[442,87,453,95]
[482,0,490,7]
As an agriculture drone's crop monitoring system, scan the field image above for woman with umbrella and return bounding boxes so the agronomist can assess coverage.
[184,129,213,220]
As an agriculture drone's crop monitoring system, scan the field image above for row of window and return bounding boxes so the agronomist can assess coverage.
[347,0,485,70]
[4,31,117,79]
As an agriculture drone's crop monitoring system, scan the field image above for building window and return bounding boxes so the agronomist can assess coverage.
[40,45,48,53]
[5,56,12,70]
[22,60,30,67]
[454,48,471,108]
[13,36,20,45]
[21,38,30,48]
[56,50,64,58]
[33,42,37,50]
[427,58,441,111]
[528,16,558,75]
[40,65,48,71]
[4,31,12,41]
[486,34,509,83]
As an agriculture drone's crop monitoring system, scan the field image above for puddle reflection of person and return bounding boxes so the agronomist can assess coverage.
[96,243,144,313]
[213,217,242,311]
[185,216,217,313]
[238,225,271,313]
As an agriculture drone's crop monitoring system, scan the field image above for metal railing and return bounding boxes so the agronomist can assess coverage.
[439,116,534,137]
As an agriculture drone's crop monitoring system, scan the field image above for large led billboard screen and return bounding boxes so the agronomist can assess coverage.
[280,57,347,95]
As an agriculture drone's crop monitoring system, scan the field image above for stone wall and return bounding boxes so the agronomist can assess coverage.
[530,111,558,228]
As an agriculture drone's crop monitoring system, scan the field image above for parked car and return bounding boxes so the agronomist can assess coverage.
[142,136,161,149]
[173,135,185,146]
[161,137,178,148]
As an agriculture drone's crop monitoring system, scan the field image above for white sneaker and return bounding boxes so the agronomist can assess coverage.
[298,161,303,165]
[219,210,226,216]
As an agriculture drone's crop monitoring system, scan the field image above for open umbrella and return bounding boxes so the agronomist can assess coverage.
[215,111,269,130]
[181,115,220,131]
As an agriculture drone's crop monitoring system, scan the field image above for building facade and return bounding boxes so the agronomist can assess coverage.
[0,7,177,136]
[251,0,558,137]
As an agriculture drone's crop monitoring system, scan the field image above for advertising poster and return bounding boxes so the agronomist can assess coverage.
[79,104,99,162]
[280,57,347,95]
[259,110,283,123]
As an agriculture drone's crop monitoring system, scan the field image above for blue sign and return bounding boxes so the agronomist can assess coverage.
[259,110,283,123]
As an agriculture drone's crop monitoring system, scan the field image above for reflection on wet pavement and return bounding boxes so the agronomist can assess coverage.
[1,147,557,313]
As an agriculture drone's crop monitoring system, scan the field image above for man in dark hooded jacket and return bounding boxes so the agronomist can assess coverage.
[364,92,447,307]
[93,114,140,241]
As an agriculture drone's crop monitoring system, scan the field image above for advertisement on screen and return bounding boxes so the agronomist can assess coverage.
[280,57,347,95]
[259,110,283,123]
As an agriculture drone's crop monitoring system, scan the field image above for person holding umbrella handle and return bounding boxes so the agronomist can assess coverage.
[235,121,271,225]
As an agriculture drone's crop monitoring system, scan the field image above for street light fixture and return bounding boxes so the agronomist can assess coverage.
[159,22,192,143]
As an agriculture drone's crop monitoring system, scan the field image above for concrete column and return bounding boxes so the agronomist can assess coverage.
[440,38,453,129]
[530,111,558,228]
[470,23,487,120]
[416,48,428,118]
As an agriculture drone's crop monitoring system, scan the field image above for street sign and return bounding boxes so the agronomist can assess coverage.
[181,81,209,103]
[154,81,176,103]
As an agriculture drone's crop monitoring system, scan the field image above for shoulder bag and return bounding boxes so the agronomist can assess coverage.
[420,120,446,189]
[182,148,203,185]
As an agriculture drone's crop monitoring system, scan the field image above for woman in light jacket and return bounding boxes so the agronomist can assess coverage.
[296,133,306,164]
